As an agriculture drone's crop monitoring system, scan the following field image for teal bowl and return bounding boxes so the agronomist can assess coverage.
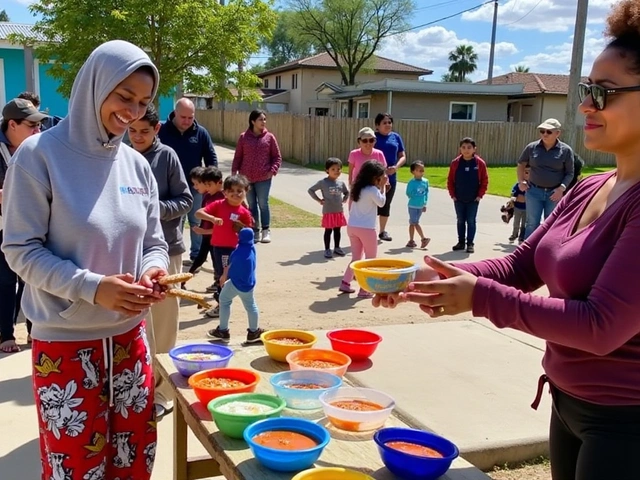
[207,393,286,439]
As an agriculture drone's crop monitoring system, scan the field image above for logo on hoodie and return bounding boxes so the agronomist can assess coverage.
[119,186,149,196]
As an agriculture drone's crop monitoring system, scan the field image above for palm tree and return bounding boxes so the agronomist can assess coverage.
[447,44,478,82]
[514,65,530,73]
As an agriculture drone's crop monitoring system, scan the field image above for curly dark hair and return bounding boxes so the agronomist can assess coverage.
[351,160,385,202]
[605,0,640,75]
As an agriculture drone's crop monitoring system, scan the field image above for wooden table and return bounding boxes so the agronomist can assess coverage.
[156,347,487,480]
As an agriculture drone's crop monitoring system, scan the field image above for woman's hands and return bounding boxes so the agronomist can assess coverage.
[94,269,167,317]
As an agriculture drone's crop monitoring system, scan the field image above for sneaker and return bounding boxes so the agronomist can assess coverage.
[333,247,346,256]
[357,289,373,298]
[452,242,465,251]
[246,328,265,344]
[261,229,271,243]
[205,284,216,293]
[324,249,333,258]
[205,306,220,318]
[207,326,230,342]
[420,237,431,249]
[378,231,392,241]
[508,235,517,242]
[406,240,417,248]
[466,243,475,253]
[182,259,193,267]
[339,281,355,294]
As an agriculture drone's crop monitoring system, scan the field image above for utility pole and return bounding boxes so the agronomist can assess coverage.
[563,0,589,148]
[487,0,499,84]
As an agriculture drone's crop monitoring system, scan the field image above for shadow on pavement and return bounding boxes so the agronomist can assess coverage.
[278,250,340,267]
[0,374,34,407]
[493,242,518,254]
[310,275,343,291]
[432,251,471,261]
[0,438,40,479]
[308,295,361,313]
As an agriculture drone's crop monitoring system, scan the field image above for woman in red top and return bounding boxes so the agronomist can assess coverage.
[375,2,640,479]
[231,110,282,244]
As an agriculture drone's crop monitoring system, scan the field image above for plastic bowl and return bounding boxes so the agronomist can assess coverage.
[327,329,383,361]
[270,370,343,410]
[351,258,418,294]
[319,387,395,432]
[292,467,374,479]
[243,417,331,472]
[374,427,459,480]
[169,343,234,377]
[188,368,260,405]
[286,349,352,377]
[207,393,286,439]
[261,329,318,362]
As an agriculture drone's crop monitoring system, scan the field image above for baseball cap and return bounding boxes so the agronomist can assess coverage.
[2,98,48,123]
[537,118,561,130]
[358,127,376,139]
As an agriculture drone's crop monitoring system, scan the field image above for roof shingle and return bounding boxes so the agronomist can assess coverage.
[476,72,587,95]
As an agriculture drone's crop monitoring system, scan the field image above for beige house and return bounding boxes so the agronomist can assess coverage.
[257,52,432,115]
[323,79,524,121]
[477,72,586,125]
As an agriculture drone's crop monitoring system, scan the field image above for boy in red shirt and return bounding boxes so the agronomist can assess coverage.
[196,174,253,322]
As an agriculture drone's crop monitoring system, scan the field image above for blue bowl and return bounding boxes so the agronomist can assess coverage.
[374,427,459,480]
[169,343,234,376]
[270,371,343,410]
[243,417,330,472]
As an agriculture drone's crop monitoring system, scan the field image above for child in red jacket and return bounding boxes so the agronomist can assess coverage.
[446,137,489,253]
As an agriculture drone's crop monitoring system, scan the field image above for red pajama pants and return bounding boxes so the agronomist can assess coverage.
[32,321,157,480]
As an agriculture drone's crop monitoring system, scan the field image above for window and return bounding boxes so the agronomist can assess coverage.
[275,75,282,89]
[356,100,370,119]
[263,78,269,88]
[314,107,329,116]
[339,101,349,118]
[449,102,476,121]
[291,73,298,89]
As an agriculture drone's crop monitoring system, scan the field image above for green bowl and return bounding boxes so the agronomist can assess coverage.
[207,392,287,439]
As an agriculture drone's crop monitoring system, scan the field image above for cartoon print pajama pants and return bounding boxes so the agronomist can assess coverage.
[32,321,157,480]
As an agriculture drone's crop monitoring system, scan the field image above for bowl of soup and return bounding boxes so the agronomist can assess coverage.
[270,370,343,410]
[207,393,286,438]
[319,387,395,432]
[292,467,374,480]
[188,368,260,405]
[374,427,459,480]
[243,417,331,472]
[286,349,351,377]
[169,343,234,376]
[350,258,418,294]
[261,329,318,362]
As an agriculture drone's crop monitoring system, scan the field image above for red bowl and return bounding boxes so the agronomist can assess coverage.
[327,329,383,361]
[188,368,260,405]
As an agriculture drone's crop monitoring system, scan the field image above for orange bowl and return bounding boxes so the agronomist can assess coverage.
[286,349,352,377]
[188,368,260,405]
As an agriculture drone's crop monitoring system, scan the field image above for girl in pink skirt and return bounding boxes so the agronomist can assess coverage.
[308,158,350,258]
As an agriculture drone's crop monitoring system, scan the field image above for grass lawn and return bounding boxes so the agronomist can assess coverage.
[270,196,320,228]
[305,163,614,198]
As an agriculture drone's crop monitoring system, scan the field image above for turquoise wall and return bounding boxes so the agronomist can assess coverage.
[1,48,27,101]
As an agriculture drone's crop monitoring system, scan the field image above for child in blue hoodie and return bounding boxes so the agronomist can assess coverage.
[209,228,264,344]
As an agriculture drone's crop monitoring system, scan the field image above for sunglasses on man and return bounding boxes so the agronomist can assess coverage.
[539,129,555,135]
[578,82,640,111]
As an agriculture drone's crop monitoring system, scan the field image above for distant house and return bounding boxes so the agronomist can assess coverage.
[0,22,174,118]
[256,52,433,116]
[477,72,586,125]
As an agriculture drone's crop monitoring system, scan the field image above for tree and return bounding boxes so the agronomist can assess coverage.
[11,0,276,104]
[447,44,478,83]
[263,11,316,69]
[288,0,415,86]
[0,9,10,22]
[513,65,530,73]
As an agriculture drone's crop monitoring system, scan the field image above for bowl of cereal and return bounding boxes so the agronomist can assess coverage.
[286,349,351,377]
[261,329,318,363]
[188,368,260,405]
[270,370,343,410]
[350,258,418,294]
[169,343,234,376]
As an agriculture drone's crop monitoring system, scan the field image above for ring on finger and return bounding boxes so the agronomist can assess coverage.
[438,306,445,314]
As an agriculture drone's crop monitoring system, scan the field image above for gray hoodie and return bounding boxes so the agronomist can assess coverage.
[1,40,169,342]
[141,138,193,256]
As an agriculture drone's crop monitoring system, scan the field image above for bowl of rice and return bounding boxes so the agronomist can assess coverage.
[169,343,234,376]
[207,393,286,438]
[261,329,318,362]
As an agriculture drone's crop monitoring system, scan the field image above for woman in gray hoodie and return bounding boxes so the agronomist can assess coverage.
[1,41,168,479]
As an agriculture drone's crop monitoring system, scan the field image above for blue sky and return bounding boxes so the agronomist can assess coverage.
[3,0,616,81]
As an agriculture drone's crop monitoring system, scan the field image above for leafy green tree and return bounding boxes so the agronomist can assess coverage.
[447,44,478,82]
[513,65,530,73]
[263,10,316,69]
[0,9,10,22]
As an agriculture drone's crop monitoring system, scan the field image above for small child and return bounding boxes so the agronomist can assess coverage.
[446,137,489,254]
[308,157,349,258]
[405,160,430,249]
[339,160,387,298]
[509,167,529,243]
[211,228,263,344]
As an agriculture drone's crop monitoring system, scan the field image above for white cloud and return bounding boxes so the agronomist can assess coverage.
[380,26,518,81]
[462,0,617,33]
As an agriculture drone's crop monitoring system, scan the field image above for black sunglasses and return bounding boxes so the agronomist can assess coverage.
[359,138,375,143]
[539,129,555,135]
[578,82,640,111]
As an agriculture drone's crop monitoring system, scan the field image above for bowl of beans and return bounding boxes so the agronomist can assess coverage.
[188,368,260,405]
[373,427,459,480]
[169,343,234,376]
[350,258,418,294]
[261,329,318,363]
[270,370,343,410]
[286,349,352,377]
[319,387,395,432]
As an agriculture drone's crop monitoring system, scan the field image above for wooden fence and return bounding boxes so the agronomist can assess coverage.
[196,109,615,166]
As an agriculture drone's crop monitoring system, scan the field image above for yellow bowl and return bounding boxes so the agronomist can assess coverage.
[292,467,374,480]
[351,258,418,294]
[261,329,318,363]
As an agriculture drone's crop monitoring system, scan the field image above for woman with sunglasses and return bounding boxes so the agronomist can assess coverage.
[374,2,640,478]
[347,127,387,190]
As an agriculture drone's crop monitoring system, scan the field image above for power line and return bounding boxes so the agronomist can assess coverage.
[391,0,495,36]
[501,0,544,26]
